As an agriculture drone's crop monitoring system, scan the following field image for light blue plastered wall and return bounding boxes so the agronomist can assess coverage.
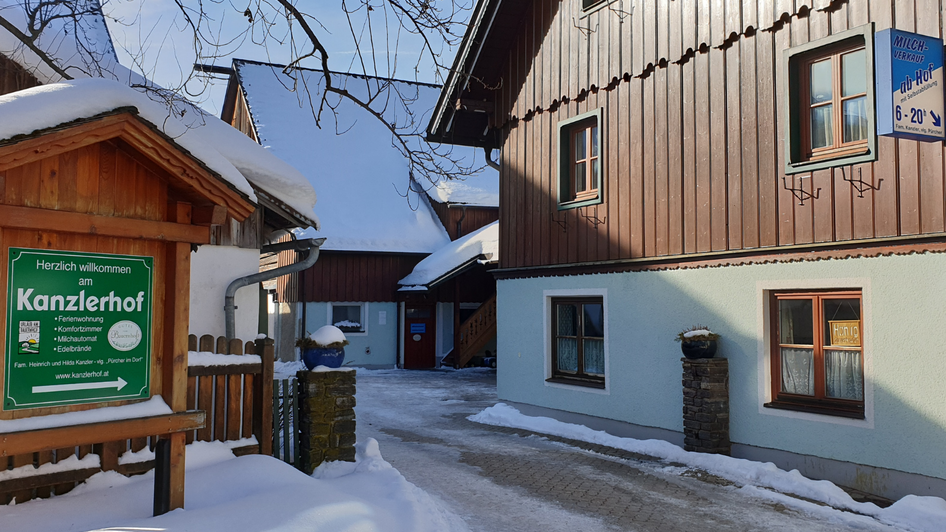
[496,252,946,483]
[303,302,398,368]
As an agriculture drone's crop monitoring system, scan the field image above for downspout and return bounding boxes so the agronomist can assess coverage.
[225,237,326,340]
[484,147,500,171]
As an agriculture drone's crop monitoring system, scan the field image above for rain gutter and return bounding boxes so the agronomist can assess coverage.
[224,237,326,339]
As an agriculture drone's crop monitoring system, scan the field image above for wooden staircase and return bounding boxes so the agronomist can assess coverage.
[442,294,497,369]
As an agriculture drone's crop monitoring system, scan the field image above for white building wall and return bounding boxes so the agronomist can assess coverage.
[496,251,946,498]
[189,245,260,341]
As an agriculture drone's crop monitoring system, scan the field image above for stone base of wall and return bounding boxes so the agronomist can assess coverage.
[682,358,730,455]
[298,369,357,473]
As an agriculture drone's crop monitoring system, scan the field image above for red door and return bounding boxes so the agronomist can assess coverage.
[404,304,436,369]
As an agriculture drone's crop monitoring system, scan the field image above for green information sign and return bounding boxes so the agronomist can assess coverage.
[5,248,154,410]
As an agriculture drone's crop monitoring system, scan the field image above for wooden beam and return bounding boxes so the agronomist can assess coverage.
[191,204,228,226]
[0,411,206,456]
[163,201,192,511]
[0,204,210,244]
[0,114,129,172]
[0,467,99,494]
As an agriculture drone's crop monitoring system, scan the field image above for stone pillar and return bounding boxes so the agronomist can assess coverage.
[298,369,357,473]
[682,358,730,455]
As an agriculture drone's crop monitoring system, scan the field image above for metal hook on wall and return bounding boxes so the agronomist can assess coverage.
[782,173,820,206]
[841,166,882,198]
[550,211,567,233]
[572,17,598,37]
[580,205,607,229]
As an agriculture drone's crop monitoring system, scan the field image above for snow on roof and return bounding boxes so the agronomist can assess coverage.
[0,0,119,84]
[426,170,499,206]
[0,79,256,197]
[0,3,319,227]
[398,221,498,289]
[235,60,485,253]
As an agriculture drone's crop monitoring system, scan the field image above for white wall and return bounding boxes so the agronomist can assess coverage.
[496,252,946,492]
[189,245,261,341]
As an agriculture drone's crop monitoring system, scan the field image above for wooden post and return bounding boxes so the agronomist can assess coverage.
[453,281,461,369]
[253,337,275,457]
[162,201,191,511]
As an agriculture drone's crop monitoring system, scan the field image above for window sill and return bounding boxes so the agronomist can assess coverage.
[579,0,615,18]
[557,196,603,211]
[764,401,864,420]
[546,376,605,389]
[785,148,875,174]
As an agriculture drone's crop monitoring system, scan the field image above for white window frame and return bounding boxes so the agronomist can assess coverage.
[543,288,610,395]
[756,278,874,428]
[327,302,369,336]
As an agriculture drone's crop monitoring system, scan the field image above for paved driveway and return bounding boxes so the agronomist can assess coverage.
[355,368,901,532]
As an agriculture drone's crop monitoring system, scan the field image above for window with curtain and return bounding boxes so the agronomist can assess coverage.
[550,297,605,388]
[768,291,864,418]
[557,109,604,209]
[783,24,876,174]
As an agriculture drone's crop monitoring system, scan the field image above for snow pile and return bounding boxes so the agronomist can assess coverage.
[236,60,455,253]
[0,396,171,433]
[118,437,259,466]
[683,328,714,338]
[308,325,348,347]
[399,221,499,288]
[311,438,471,531]
[187,350,263,367]
[0,438,468,532]
[470,403,946,532]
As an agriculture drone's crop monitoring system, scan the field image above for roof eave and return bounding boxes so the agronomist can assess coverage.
[427,0,502,146]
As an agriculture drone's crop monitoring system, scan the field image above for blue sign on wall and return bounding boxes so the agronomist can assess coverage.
[410,323,426,334]
[876,29,946,141]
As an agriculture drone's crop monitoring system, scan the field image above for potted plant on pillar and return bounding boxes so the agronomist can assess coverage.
[296,325,350,369]
[675,325,720,360]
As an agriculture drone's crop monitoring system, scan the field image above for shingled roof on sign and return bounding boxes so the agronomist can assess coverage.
[232,59,497,253]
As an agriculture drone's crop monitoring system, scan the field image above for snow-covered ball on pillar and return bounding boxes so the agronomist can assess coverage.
[297,325,350,370]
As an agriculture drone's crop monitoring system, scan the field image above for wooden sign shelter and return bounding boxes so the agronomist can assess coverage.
[0,109,255,511]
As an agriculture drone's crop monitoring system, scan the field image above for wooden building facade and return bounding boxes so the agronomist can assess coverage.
[434,0,946,273]
[432,0,946,501]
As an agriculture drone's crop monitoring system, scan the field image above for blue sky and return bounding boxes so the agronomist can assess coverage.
[102,0,461,115]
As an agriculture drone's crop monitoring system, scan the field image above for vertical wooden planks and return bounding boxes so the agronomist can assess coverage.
[682,57,698,253]
[710,46,728,251]
[643,73,657,257]
[653,68,668,256]
[741,31,761,248]
[618,80,632,259]
[695,50,712,252]
[727,40,744,250]
[668,61,684,255]
[38,156,59,210]
[627,74,643,257]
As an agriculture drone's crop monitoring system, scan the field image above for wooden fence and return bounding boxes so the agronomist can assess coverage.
[0,334,275,504]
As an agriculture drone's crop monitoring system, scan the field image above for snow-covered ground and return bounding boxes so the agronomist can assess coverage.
[0,439,466,532]
[3,367,944,531]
